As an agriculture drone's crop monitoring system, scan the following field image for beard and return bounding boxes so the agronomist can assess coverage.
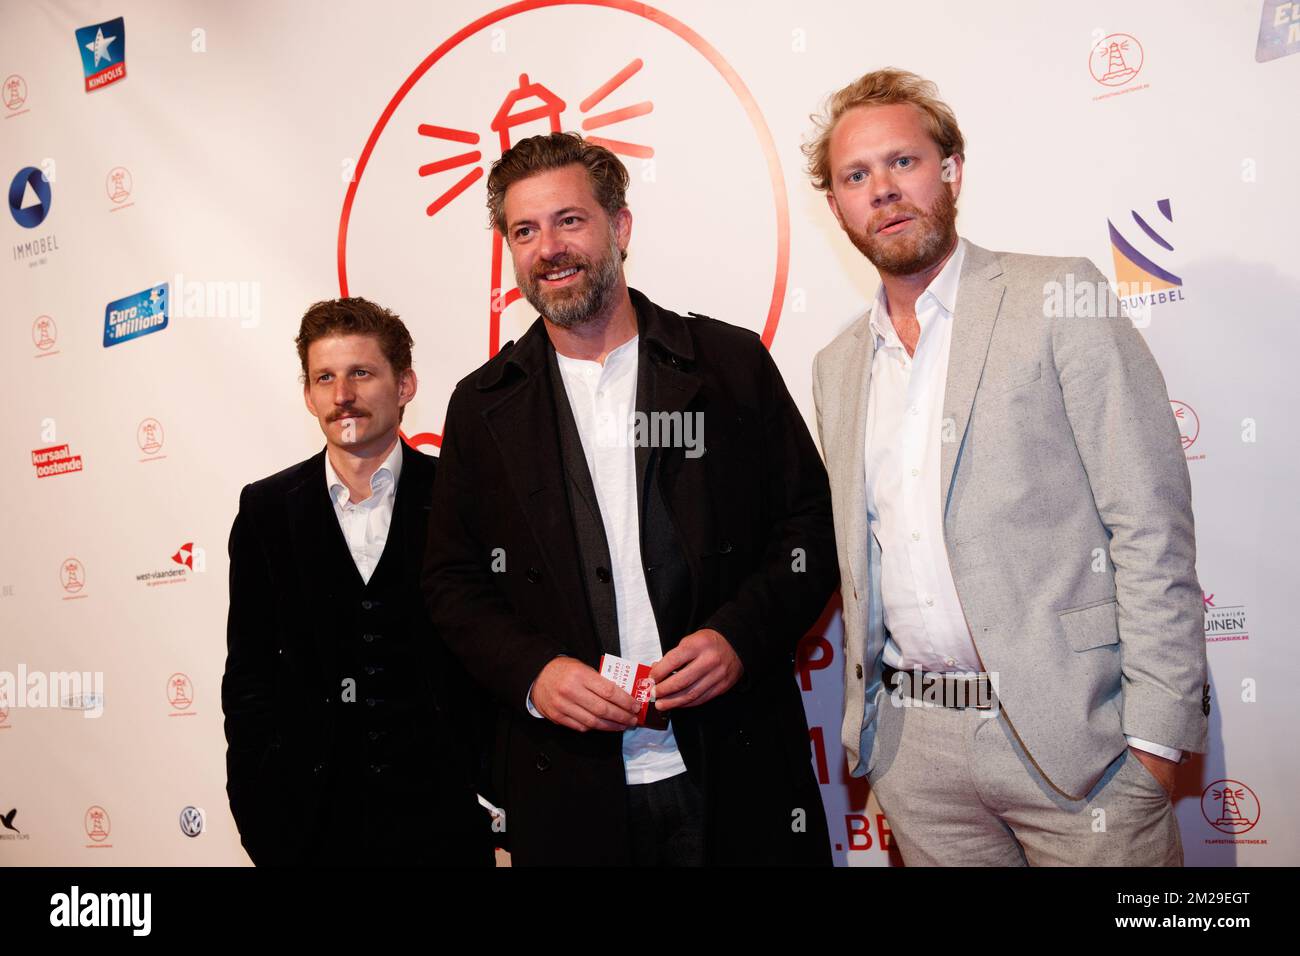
[516,227,622,330]
[844,186,958,276]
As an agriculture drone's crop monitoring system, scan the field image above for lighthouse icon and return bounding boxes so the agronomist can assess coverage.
[1201,778,1261,835]
[416,62,654,358]
[1090,33,1144,87]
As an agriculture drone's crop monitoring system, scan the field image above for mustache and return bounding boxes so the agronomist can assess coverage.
[328,409,368,422]
[870,205,925,232]
[531,254,588,279]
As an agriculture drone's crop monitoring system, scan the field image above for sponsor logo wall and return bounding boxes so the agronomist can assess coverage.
[1,0,1295,865]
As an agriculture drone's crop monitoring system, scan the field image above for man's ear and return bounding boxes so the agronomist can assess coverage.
[825,190,847,230]
[303,383,318,418]
[942,154,964,201]
[614,206,632,256]
[398,368,418,408]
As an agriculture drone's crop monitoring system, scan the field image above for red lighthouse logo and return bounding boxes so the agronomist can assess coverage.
[339,0,789,451]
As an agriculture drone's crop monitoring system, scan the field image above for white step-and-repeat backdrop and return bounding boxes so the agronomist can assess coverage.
[3,0,1297,865]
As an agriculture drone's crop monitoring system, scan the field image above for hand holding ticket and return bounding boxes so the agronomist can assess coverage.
[598,654,670,730]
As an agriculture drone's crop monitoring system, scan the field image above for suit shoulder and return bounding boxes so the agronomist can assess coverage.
[814,312,870,369]
[239,452,322,504]
[451,343,514,393]
[679,312,765,364]
[992,247,1103,284]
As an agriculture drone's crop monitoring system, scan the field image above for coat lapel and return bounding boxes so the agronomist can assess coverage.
[940,242,1006,516]
[480,324,596,656]
[839,314,875,599]
[284,449,357,683]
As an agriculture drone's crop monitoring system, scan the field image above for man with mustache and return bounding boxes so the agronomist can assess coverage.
[808,69,1207,865]
[222,297,493,865]
[423,132,837,865]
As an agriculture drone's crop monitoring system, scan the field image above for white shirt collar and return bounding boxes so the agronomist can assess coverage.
[554,333,640,374]
[869,237,968,344]
[324,437,404,507]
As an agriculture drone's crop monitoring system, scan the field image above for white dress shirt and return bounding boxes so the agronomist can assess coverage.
[553,335,687,786]
[324,438,403,585]
[863,238,1179,761]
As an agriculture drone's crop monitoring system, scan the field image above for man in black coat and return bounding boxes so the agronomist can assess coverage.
[422,133,837,865]
[222,297,493,866]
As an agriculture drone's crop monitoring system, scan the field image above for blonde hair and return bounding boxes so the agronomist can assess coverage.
[803,68,965,193]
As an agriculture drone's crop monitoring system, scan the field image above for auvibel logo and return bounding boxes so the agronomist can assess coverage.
[1108,198,1186,317]
[75,17,127,93]
[103,284,168,347]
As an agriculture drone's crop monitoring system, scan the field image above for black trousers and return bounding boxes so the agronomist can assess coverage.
[626,770,706,867]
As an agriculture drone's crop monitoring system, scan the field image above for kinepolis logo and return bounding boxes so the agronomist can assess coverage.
[339,0,788,450]
[75,16,127,93]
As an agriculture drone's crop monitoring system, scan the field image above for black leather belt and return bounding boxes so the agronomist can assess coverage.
[882,664,997,710]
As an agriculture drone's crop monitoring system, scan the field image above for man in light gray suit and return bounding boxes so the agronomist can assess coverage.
[806,69,1209,865]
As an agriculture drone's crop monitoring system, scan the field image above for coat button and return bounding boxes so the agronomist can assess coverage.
[526,567,541,583]
[364,665,375,676]
[536,752,551,771]
[312,763,324,775]
[719,540,733,554]
[363,633,375,643]
[361,600,373,610]
[368,730,380,741]
[856,664,864,679]
[596,566,612,583]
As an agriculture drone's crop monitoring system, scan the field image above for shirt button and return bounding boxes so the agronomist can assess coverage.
[945,657,957,667]
[910,405,919,415]
[911,531,920,541]
[925,597,935,607]
[911,468,920,477]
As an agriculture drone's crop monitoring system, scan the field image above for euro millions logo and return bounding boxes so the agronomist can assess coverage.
[75,17,126,93]
[338,1,789,450]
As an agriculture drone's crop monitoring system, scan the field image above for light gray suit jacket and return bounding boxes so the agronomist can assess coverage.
[812,239,1209,799]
